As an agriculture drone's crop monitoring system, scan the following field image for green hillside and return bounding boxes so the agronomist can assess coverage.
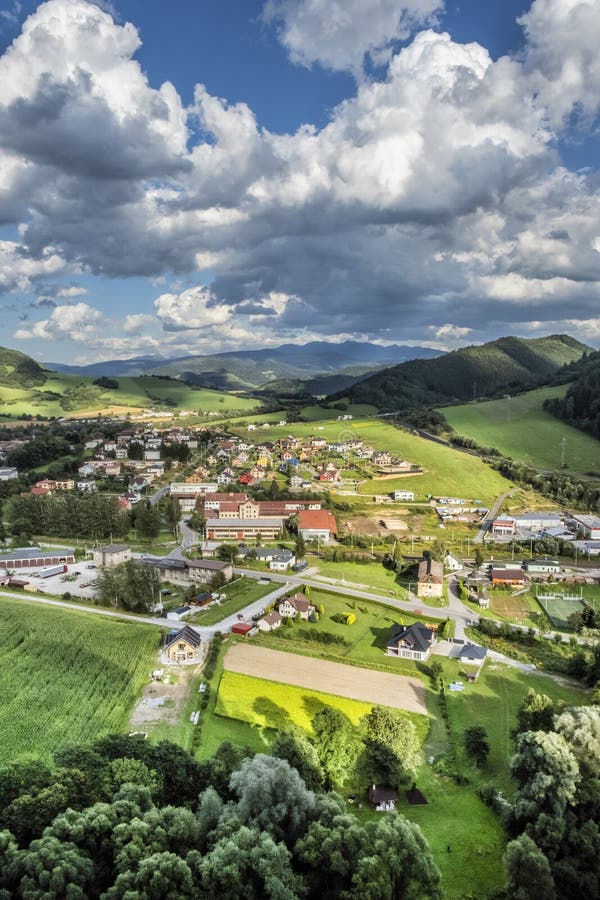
[0,346,46,389]
[544,350,600,440]
[0,354,263,419]
[344,334,590,411]
[442,386,600,475]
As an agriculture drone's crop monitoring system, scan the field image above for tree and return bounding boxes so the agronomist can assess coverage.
[271,730,325,791]
[229,754,316,845]
[134,501,161,540]
[504,834,556,900]
[474,546,484,568]
[511,731,580,827]
[554,706,600,776]
[95,560,161,613]
[429,539,448,563]
[311,707,361,787]
[295,534,306,559]
[513,690,556,738]
[106,850,197,899]
[361,706,419,776]
[464,725,490,766]
[15,835,94,898]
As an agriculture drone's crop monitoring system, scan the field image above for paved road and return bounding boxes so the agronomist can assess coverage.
[473,488,518,544]
[149,484,170,507]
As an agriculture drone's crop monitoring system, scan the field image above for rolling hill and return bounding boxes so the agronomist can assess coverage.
[0,347,263,419]
[342,334,590,412]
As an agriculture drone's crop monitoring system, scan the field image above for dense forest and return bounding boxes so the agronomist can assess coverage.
[340,335,589,411]
[544,350,600,439]
[7,493,130,541]
[0,733,442,900]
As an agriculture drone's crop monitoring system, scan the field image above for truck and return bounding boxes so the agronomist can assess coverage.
[39,564,68,578]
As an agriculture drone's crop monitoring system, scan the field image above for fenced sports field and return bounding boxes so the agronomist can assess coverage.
[535,588,586,630]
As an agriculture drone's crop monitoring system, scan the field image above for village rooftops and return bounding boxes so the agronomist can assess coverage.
[297,509,338,534]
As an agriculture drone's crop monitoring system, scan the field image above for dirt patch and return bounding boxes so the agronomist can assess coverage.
[223,644,428,716]
[129,666,197,727]
[344,515,407,537]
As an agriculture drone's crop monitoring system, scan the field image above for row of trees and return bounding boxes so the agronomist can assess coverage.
[95,561,161,612]
[502,692,600,898]
[0,734,442,899]
[8,493,130,541]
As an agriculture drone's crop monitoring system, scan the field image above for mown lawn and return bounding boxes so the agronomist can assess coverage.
[0,599,159,763]
[312,558,410,597]
[188,577,275,625]
[441,385,600,475]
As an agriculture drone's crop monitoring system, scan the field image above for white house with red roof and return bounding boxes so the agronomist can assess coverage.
[297,509,338,544]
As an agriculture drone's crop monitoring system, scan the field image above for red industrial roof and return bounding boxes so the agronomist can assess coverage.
[297,509,337,535]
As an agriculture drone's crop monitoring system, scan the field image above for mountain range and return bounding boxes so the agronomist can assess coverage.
[46,341,442,393]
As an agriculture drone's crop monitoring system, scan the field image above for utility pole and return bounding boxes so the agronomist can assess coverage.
[560,437,567,468]
[505,394,510,422]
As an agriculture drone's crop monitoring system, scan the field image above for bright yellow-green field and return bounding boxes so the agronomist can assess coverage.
[215,670,375,731]
[441,385,600,474]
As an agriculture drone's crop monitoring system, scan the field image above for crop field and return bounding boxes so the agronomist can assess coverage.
[0,599,160,762]
[441,385,600,474]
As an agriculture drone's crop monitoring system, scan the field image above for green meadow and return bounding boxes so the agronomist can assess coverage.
[441,385,600,474]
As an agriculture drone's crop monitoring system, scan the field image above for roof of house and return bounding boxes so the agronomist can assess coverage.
[491,568,525,580]
[144,556,187,570]
[368,785,398,804]
[164,625,202,650]
[459,643,488,661]
[261,611,282,627]
[281,592,313,614]
[388,622,435,653]
[417,558,443,583]
[187,559,231,571]
[172,605,192,615]
[297,509,338,534]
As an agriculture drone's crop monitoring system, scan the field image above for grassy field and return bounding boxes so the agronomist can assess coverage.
[239,418,513,505]
[312,558,410,597]
[0,599,159,762]
[0,372,262,419]
[256,588,448,670]
[188,577,275,625]
[441,385,600,474]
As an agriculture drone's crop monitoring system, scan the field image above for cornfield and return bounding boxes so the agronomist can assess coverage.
[0,600,160,763]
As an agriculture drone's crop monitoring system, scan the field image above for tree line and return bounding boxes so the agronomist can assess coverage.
[0,733,442,899]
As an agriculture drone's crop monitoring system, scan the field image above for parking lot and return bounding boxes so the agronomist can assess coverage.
[20,563,99,600]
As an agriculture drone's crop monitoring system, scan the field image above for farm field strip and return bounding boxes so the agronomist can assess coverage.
[0,600,159,762]
[222,643,428,714]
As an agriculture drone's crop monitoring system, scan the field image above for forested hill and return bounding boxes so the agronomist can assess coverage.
[340,334,590,411]
[544,349,600,439]
[0,346,46,388]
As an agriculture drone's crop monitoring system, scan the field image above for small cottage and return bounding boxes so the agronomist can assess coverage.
[164,626,202,664]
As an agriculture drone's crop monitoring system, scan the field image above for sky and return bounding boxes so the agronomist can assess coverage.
[0,0,599,364]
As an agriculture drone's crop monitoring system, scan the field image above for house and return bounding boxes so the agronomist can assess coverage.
[491,568,526,587]
[257,611,283,632]
[297,509,338,544]
[491,518,517,537]
[92,544,131,568]
[187,559,233,583]
[569,514,600,540]
[163,626,202,663]
[144,449,161,461]
[392,490,414,501]
[458,644,488,666]
[77,480,97,493]
[200,540,222,558]
[278,593,315,620]
[386,622,436,661]
[368,785,398,812]
[0,467,18,481]
[254,548,296,570]
[103,462,121,478]
[166,606,194,622]
[523,559,561,576]
[417,558,444,599]
[78,463,95,477]
[115,447,128,459]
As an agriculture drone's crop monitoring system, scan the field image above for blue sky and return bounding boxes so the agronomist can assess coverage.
[0,0,599,363]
